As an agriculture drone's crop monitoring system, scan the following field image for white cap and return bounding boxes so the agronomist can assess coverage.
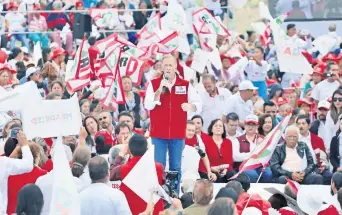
[245,114,259,125]
[21,47,29,54]
[297,185,325,215]
[25,67,37,78]
[317,100,330,110]
[242,207,262,215]
[239,80,258,91]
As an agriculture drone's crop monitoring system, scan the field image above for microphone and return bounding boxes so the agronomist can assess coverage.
[162,73,169,94]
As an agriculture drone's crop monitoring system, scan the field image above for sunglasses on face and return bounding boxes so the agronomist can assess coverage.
[333,98,342,102]
[98,116,107,121]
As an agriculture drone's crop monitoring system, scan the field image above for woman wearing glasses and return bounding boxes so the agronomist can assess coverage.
[199,119,235,182]
[325,89,342,153]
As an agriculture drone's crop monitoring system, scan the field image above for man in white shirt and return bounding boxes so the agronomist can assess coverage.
[226,112,243,141]
[286,24,312,50]
[310,100,330,149]
[311,62,341,107]
[80,156,131,215]
[225,80,256,129]
[199,74,232,131]
[0,131,33,215]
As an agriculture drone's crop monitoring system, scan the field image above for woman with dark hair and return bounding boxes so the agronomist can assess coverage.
[207,198,236,215]
[83,116,100,153]
[49,80,64,95]
[199,119,234,182]
[325,89,342,151]
[258,114,274,136]
[8,47,24,69]
[80,99,91,116]
[16,184,44,215]
[330,116,342,172]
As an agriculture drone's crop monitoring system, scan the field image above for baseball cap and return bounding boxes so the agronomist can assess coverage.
[317,100,330,110]
[275,97,288,106]
[245,114,259,125]
[239,80,258,91]
[25,67,38,78]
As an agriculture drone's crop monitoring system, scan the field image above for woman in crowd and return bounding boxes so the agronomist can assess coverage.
[16,184,44,215]
[71,146,91,189]
[7,48,24,69]
[0,65,17,88]
[80,99,92,116]
[303,64,324,96]
[297,98,313,117]
[49,80,64,95]
[330,116,342,172]
[119,76,141,128]
[191,115,207,139]
[83,116,100,153]
[207,198,237,215]
[200,119,234,182]
[0,120,15,155]
[325,89,342,150]
[258,114,274,137]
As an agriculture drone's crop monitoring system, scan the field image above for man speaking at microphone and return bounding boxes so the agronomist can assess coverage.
[144,55,202,191]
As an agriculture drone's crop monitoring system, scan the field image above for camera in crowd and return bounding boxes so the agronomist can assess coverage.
[163,171,179,208]
[197,148,206,158]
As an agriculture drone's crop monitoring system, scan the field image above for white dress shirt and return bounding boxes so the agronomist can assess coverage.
[80,183,132,215]
[245,60,268,82]
[299,132,317,164]
[324,112,341,154]
[0,145,33,215]
[199,87,232,131]
[225,93,254,122]
[311,80,340,102]
[36,171,85,215]
[144,78,202,117]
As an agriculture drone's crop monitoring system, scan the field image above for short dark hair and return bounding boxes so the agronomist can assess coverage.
[287,24,296,31]
[263,101,276,112]
[234,173,250,192]
[129,134,147,156]
[337,188,342,209]
[83,116,99,135]
[207,119,226,138]
[226,113,239,123]
[333,172,342,191]
[327,61,338,72]
[226,180,243,196]
[88,156,109,182]
[191,115,203,125]
[268,193,288,210]
[255,46,264,54]
[16,184,44,215]
[118,111,133,121]
[114,122,130,135]
[296,114,310,125]
[187,120,195,126]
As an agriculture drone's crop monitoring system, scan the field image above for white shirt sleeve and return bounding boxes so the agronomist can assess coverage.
[144,81,161,111]
[115,191,132,215]
[310,83,320,101]
[5,145,33,176]
[232,138,250,162]
[187,83,202,114]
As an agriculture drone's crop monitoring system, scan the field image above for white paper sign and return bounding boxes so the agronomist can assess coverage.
[0,82,42,112]
[191,49,209,73]
[209,48,222,70]
[21,94,82,139]
[183,65,196,81]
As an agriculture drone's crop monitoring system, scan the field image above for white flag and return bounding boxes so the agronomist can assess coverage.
[33,41,42,66]
[122,145,164,204]
[49,137,80,215]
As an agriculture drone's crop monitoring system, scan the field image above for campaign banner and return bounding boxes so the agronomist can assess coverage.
[21,95,82,139]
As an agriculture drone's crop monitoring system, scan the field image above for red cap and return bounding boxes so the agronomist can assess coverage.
[7,1,19,10]
[33,3,41,9]
[0,64,16,74]
[279,208,298,215]
[298,98,313,106]
[75,1,84,7]
[312,63,327,76]
[322,53,339,63]
[317,205,339,215]
[220,54,235,64]
[50,47,66,60]
[301,51,312,64]
[283,89,295,95]
[266,78,277,86]
[275,97,288,106]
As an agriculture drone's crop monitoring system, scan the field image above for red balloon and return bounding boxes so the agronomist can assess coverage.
[0,50,7,64]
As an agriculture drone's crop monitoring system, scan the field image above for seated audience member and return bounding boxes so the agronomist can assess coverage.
[225,180,244,197]
[233,173,251,193]
[235,115,272,183]
[16,184,44,215]
[200,119,235,182]
[331,172,342,201]
[296,115,332,184]
[207,198,236,215]
[297,98,313,117]
[330,118,342,172]
[215,187,238,203]
[310,100,330,149]
[337,188,342,209]
[191,115,207,138]
[79,156,131,215]
[111,134,165,215]
[236,192,271,215]
[258,114,274,137]
[270,125,324,184]
[268,193,288,210]
[7,143,47,215]
[263,101,278,125]
[226,113,243,141]
[182,179,214,215]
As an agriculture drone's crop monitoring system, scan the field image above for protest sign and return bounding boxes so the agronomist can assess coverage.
[183,65,196,82]
[119,52,144,86]
[191,49,209,73]
[0,82,42,112]
[21,94,82,139]
[49,137,80,215]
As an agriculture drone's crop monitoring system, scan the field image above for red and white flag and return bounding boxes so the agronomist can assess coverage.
[100,71,125,109]
[136,13,161,40]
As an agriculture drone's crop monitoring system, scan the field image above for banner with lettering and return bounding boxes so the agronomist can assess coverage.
[119,52,144,86]
[21,94,82,139]
[136,13,161,40]
[100,72,125,109]
[89,8,120,29]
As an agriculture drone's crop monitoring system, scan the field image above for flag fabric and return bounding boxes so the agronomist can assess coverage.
[49,137,80,215]
[231,114,292,178]
[100,71,125,109]
[89,8,119,29]
[119,52,145,86]
[66,37,91,91]
[138,31,179,57]
[136,13,161,39]
[161,0,187,37]
[96,41,122,78]
[33,41,42,66]
[192,8,230,37]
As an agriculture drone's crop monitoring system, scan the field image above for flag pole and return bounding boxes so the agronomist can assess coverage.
[241,167,265,212]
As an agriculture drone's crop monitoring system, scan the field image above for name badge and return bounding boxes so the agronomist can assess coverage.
[175,86,186,94]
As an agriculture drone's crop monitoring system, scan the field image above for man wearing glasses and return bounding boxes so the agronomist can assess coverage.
[98,111,114,135]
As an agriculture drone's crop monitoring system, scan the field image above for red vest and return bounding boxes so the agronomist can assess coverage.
[7,167,47,215]
[150,76,189,139]
[120,156,164,215]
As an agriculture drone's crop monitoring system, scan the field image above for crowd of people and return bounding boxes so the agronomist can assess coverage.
[1,0,342,215]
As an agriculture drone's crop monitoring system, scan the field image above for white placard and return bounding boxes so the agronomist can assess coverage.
[191,49,209,73]
[21,94,82,139]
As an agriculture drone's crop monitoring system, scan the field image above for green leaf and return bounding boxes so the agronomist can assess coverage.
[258,149,271,158]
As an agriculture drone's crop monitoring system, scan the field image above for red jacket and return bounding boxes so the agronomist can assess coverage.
[236,192,271,215]
[7,167,47,215]
[120,156,165,215]
[41,159,53,172]
[310,132,327,166]
[149,76,189,139]
[199,135,233,173]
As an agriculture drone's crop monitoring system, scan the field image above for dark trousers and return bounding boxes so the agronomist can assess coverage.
[276,173,323,185]
[199,170,235,183]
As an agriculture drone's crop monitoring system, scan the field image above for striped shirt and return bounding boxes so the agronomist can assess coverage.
[29,15,48,32]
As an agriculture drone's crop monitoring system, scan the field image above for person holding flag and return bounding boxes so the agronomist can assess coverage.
[144,54,202,192]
